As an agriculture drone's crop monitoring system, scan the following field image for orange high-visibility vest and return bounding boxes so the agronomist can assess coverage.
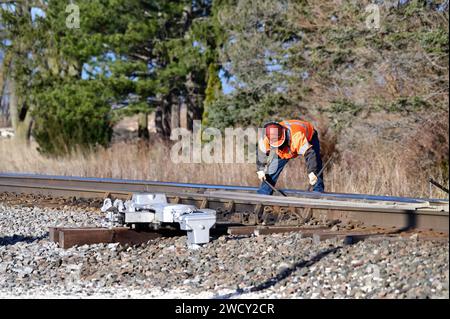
[261,119,315,159]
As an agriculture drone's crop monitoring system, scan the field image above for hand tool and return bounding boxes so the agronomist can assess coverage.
[263,179,287,197]
[429,178,449,194]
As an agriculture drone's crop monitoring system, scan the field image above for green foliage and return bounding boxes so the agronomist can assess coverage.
[207,91,291,130]
[202,63,222,126]
[2,0,219,151]
[385,96,431,113]
[325,99,363,132]
[32,80,113,156]
[403,0,429,16]
[207,0,448,134]
[1,0,448,167]
[420,29,449,54]
[206,0,307,128]
[329,99,363,115]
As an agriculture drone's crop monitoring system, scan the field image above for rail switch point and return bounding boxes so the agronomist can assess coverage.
[102,193,217,246]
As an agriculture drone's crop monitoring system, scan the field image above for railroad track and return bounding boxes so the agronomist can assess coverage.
[0,173,448,233]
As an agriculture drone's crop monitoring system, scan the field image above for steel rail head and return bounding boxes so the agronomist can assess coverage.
[0,172,448,204]
[0,174,448,232]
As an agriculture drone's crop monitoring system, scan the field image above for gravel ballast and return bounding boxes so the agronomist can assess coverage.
[0,202,448,299]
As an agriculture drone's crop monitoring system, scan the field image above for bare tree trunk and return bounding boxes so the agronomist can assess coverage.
[9,76,18,131]
[6,1,33,143]
[154,94,172,139]
[0,51,12,124]
[155,104,164,136]
[137,112,149,140]
[0,54,7,103]
[171,96,180,130]
[180,100,188,129]
[185,72,203,131]
[14,110,33,142]
[162,96,171,137]
[9,66,33,143]
[9,77,31,142]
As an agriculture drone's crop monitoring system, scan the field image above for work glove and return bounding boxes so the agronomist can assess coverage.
[308,172,318,186]
[257,170,266,181]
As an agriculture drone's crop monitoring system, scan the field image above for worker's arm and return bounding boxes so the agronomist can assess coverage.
[256,138,269,172]
[292,131,318,177]
[304,147,319,175]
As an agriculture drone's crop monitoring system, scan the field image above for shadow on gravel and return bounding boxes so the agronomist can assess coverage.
[0,233,48,247]
[214,246,342,299]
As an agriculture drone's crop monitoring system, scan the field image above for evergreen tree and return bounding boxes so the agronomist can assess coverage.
[0,0,43,141]
[1,0,222,152]
[206,0,305,128]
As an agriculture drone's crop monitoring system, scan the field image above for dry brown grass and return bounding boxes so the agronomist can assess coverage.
[0,137,447,199]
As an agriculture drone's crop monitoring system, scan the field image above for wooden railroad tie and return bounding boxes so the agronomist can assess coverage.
[49,227,163,249]
[226,226,448,243]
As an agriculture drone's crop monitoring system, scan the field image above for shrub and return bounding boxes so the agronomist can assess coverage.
[402,112,449,181]
[32,80,113,156]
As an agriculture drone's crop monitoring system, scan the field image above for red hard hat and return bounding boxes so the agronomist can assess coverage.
[264,122,285,148]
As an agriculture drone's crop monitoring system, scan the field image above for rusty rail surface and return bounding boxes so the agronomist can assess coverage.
[0,173,448,232]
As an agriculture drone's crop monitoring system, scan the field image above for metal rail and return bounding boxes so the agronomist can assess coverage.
[0,172,447,204]
[0,172,448,232]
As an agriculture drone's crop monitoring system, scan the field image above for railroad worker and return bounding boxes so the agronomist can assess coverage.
[256,119,324,194]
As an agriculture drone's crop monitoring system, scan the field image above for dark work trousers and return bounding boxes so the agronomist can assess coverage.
[257,131,324,195]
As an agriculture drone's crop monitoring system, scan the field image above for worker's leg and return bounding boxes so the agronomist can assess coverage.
[309,131,324,192]
[257,157,290,195]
